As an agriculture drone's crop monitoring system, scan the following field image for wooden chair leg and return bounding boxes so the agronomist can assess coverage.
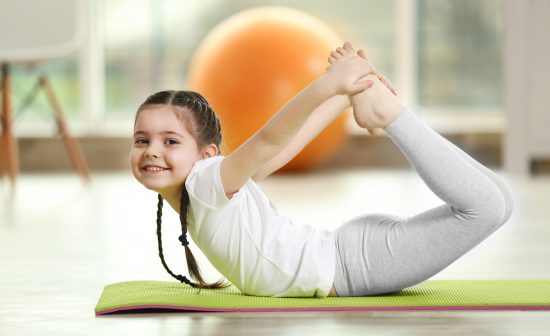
[1,63,19,188]
[0,132,3,182]
[40,75,90,182]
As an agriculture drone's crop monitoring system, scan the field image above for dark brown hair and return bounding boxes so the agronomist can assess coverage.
[136,90,228,289]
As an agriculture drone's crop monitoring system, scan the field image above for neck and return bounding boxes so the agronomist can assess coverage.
[159,186,183,214]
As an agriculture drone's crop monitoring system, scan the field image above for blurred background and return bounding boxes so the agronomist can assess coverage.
[6,0,545,177]
[1,1,550,334]
[8,0,504,121]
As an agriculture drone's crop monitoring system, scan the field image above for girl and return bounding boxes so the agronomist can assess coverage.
[129,42,513,297]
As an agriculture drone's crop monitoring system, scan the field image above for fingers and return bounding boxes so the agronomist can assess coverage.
[371,67,397,96]
[350,78,374,95]
[328,42,398,96]
[360,57,397,95]
[359,63,397,96]
[355,46,399,96]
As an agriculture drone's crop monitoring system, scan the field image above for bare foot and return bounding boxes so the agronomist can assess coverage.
[350,74,405,130]
[329,42,402,132]
[355,49,397,135]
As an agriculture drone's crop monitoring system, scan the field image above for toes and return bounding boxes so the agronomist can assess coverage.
[357,49,369,61]
[328,55,336,64]
[343,41,355,53]
[331,42,356,61]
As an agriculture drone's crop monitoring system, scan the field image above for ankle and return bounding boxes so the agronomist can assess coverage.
[366,84,404,128]
[349,75,406,130]
[379,99,405,128]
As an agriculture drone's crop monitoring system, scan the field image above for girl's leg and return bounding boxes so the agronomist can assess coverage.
[333,108,513,296]
[436,135,513,224]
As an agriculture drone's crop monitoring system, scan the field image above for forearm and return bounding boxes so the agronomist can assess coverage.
[252,95,350,181]
[220,45,372,195]
[258,78,334,151]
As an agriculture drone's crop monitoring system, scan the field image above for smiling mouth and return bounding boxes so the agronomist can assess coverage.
[142,166,169,172]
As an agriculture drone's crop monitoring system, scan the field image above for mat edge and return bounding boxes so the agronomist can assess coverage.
[95,304,550,315]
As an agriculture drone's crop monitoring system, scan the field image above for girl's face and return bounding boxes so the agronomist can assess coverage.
[129,105,203,194]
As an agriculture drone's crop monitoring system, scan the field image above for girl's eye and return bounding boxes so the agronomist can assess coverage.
[165,139,179,145]
[135,138,149,145]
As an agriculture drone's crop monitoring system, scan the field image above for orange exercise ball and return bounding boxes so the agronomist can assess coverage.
[188,6,347,172]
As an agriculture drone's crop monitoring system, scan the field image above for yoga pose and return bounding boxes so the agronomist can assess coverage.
[129,42,513,297]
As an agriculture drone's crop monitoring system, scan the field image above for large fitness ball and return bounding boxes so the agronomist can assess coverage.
[188,6,347,172]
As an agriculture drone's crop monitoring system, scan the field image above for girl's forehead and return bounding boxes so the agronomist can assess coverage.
[135,106,189,130]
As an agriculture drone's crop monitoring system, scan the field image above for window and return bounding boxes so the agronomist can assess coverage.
[418,0,503,108]
[9,0,504,135]
[396,0,504,132]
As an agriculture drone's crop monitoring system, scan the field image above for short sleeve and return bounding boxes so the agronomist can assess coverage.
[185,156,231,208]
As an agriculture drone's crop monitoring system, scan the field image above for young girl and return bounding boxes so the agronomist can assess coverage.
[129,42,513,297]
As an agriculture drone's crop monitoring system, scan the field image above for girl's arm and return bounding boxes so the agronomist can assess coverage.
[250,49,397,183]
[220,52,372,199]
[251,95,350,182]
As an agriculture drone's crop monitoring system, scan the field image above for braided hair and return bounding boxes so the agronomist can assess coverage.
[137,90,228,289]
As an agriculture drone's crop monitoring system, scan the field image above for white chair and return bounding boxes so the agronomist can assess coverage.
[0,0,90,187]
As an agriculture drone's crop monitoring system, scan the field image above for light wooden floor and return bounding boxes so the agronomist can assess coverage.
[1,167,549,335]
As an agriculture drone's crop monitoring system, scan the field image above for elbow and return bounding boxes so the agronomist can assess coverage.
[251,172,265,183]
[257,128,280,147]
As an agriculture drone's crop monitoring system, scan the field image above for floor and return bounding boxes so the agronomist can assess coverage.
[1,167,549,335]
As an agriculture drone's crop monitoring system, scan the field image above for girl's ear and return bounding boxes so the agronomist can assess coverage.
[201,144,219,159]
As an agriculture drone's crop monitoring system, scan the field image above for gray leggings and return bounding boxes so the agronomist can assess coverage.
[333,108,513,296]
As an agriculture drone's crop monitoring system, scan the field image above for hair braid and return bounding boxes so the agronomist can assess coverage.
[178,187,228,289]
[155,192,228,290]
[156,194,194,286]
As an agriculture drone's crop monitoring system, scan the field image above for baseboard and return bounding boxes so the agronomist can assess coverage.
[12,132,505,173]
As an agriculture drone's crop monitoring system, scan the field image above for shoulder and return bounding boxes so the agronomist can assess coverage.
[191,155,225,172]
[185,155,232,208]
[186,155,225,187]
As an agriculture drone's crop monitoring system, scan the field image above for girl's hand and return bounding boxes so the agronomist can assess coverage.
[323,46,374,96]
[328,42,397,96]
[357,49,397,96]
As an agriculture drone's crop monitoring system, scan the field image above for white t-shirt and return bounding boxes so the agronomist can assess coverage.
[185,156,336,297]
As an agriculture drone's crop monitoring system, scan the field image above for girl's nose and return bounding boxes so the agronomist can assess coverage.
[143,139,163,158]
[145,152,160,159]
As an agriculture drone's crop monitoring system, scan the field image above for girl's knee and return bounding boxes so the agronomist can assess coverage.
[499,183,514,225]
[488,174,514,226]
[453,189,508,230]
[477,189,511,229]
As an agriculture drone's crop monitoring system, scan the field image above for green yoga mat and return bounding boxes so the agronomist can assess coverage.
[95,279,550,315]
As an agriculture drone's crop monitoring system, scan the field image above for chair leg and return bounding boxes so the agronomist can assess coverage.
[1,63,19,188]
[40,75,90,182]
